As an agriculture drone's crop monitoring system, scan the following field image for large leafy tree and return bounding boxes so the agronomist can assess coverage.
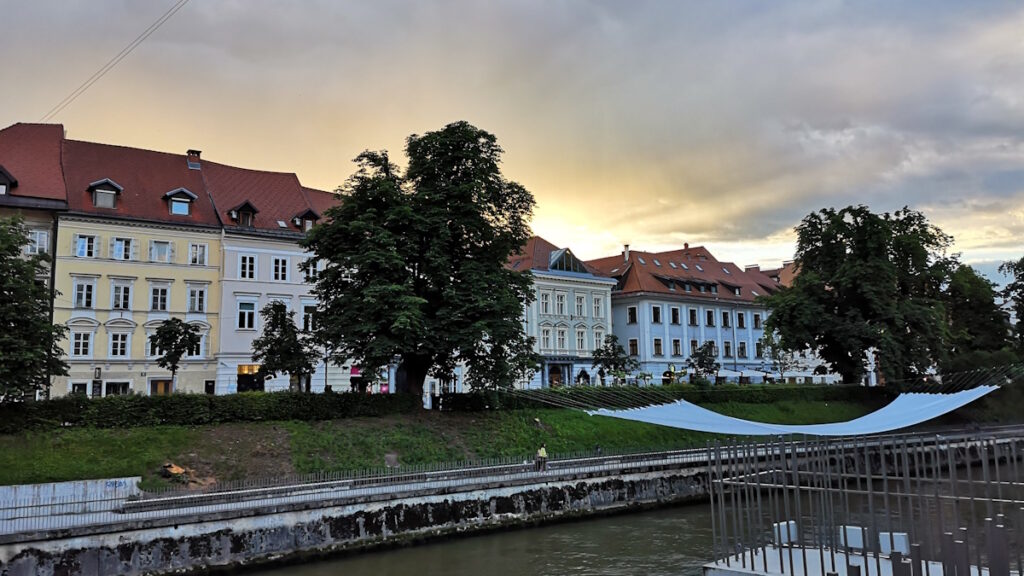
[150,318,200,387]
[302,121,537,396]
[943,264,1010,359]
[251,301,319,391]
[1001,257,1024,352]
[686,341,721,381]
[0,216,67,401]
[591,335,639,384]
[763,206,956,384]
[759,329,805,382]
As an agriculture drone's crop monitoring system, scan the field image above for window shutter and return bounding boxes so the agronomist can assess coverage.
[130,240,139,261]
[72,234,80,256]
[168,242,176,263]
[149,241,155,261]
[109,238,116,259]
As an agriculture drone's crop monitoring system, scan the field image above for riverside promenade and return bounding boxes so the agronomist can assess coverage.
[2,425,1021,575]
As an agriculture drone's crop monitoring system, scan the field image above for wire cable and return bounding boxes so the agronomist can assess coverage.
[39,0,191,122]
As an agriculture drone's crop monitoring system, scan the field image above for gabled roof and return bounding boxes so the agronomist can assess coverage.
[0,123,67,202]
[507,235,607,278]
[585,245,783,302]
[0,165,17,186]
[203,162,312,234]
[61,139,221,226]
[301,187,340,218]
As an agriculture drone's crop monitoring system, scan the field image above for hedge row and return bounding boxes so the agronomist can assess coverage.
[0,391,422,434]
[439,384,893,412]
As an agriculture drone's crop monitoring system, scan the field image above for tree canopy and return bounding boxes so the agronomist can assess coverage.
[943,264,1010,360]
[150,318,200,385]
[763,206,956,384]
[686,341,720,381]
[251,301,319,391]
[0,216,66,401]
[591,335,639,383]
[301,121,537,396]
[1001,256,1024,352]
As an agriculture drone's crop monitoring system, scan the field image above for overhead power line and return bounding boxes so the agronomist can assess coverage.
[39,0,191,122]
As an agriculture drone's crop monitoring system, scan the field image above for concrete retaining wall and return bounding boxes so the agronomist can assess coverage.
[0,478,140,518]
[0,468,708,575]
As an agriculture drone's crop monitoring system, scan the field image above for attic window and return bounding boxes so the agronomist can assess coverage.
[734,287,741,296]
[751,289,759,296]
[229,201,259,227]
[277,220,288,228]
[723,267,731,274]
[653,259,661,267]
[695,264,704,272]
[669,262,677,269]
[681,263,689,270]
[637,256,646,264]
[0,165,18,195]
[164,188,198,217]
[711,285,718,294]
[88,178,123,209]
[170,199,190,215]
[239,212,254,227]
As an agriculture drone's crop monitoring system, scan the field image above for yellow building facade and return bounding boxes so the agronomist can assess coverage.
[51,216,222,396]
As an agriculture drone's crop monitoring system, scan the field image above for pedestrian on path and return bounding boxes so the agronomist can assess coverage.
[535,443,548,472]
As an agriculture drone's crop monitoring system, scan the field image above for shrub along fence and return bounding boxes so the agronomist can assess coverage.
[0,391,422,434]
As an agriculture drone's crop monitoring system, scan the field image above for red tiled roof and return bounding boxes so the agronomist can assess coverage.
[202,162,316,234]
[301,186,341,219]
[507,236,562,271]
[60,139,221,227]
[0,123,67,201]
[586,246,782,303]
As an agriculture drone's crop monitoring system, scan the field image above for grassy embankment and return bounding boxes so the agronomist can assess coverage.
[0,399,876,487]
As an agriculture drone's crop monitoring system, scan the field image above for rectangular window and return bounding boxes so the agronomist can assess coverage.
[72,333,91,357]
[151,286,168,311]
[238,302,255,329]
[189,243,207,266]
[304,260,321,282]
[653,338,663,356]
[688,309,698,326]
[541,328,551,348]
[240,255,256,279]
[690,339,699,355]
[112,284,131,310]
[170,199,191,215]
[75,235,96,258]
[110,333,129,357]
[672,339,682,356]
[707,340,718,356]
[594,330,604,348]
[273,257,289,281]
[93,190,116,208]
[627,306,638,324]
[105,382,130,396]
[151,241,171,263]
[593,297,603,318]
[302,305,317,332]
[706,310,715,327]
[540,292,550,314]
[113,237,132,260]
[738,342,748,358]
[724,341,732,358]
[652,306,662,324]
[576,295,585,317]
[628,338,639,356]
[187,337,203,358]
[556,328,567,349]
[756,341,764,358]
[188,287,206,313]
[149,336,162,358]
[576,329,586,350]
[555,294,566,315]
[737,313,746,329]
[74,281,94,308]
[670,307,681,325]
[26,230,48,255]
[753,314,762,329]
[722,311,730,328]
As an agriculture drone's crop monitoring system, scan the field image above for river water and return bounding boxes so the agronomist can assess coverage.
[251,504,714,576]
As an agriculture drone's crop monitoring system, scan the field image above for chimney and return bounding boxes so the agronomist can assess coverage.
[623,244,630,263]
[684,242,689,249]
[745,265,760,273]
[186,149,202,170]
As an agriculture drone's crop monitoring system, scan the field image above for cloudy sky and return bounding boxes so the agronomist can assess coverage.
[3,1,1023,275]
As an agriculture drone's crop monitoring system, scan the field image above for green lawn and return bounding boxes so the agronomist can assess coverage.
[0,399,879,486]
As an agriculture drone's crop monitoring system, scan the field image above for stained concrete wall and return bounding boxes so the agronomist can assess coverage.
[0,468,708,576]
[0,477,140,518]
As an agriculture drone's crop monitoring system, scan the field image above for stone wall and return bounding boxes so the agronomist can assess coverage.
[0,468,709,576]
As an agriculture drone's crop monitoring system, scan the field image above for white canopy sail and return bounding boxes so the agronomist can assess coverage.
[587,386,997,436]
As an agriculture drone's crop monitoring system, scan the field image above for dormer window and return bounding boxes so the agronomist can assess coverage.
[292,209,320,232]
[164,188,198,217]
[0,165,17,195]
[87,178,123,209]
[229,201,259,228]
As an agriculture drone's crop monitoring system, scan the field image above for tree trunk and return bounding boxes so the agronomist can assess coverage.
[396,355,431,400]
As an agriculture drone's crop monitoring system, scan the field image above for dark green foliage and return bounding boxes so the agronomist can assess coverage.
[944,265,1011,360]
[590,335,639,383]
[150,318,200,384]
[760,329,805,381]
[1001,257,1024,352]
[0,391,422,434]
[302,122,536,396]
[686,341,720,380]
[764,206,956,384]
[251,301,319,390]
[0,216,67,401]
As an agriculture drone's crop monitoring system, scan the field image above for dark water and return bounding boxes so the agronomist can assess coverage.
[251,504,714,576]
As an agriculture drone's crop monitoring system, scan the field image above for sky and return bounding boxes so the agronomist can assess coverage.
[2,1,1023,279]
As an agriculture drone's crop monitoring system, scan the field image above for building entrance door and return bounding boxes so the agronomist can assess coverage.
[150,379,173,396]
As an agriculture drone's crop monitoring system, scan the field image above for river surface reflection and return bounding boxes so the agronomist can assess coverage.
[251,504,714,576]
